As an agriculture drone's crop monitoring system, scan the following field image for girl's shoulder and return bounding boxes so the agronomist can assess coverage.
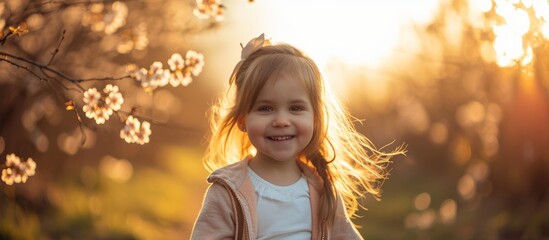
[207,156,252,187]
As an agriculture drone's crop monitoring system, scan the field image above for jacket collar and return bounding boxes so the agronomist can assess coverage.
[207,155,324,193]
[207,155,251,187]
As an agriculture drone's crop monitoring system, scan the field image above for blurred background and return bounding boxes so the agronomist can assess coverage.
[1,0,548,239]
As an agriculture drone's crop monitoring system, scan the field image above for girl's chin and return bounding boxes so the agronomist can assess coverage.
[254,154,299,163]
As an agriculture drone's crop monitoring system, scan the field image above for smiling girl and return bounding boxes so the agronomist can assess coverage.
[191,34,405,240]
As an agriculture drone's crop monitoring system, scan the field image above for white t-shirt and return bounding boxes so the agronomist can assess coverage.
[248,167,312,240]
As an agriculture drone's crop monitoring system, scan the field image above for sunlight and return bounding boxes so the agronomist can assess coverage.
[533,0,549,39]
[261,0,439,68]
[253,0,441,103]
[493,0,531,67]
[471,0,493,12]
[471,0,549,67]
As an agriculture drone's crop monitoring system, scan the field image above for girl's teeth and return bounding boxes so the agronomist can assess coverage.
[270,136,292,141]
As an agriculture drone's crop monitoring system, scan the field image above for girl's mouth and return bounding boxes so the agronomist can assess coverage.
[267,136,294,141]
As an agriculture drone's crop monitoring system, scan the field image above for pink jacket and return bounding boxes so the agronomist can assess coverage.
[191,157,363,240]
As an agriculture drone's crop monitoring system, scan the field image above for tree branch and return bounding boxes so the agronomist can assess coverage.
[0,50,132,89]
[0,32,14,46]
[47,30,65,66]
[0,58,46,81]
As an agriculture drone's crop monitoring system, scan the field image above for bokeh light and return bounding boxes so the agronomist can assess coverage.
[99,155,133,183]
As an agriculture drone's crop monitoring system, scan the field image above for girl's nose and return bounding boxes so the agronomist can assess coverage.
[272,112,290,127]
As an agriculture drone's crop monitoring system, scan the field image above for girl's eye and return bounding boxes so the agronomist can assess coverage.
[257,106,273,112]
[290,106,305,111]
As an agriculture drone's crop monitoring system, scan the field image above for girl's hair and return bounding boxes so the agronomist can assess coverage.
[204,40,405,227]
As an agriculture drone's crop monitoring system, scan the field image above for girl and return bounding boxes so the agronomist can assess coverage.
[191,34,404,240]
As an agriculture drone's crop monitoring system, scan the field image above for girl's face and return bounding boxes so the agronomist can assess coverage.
[244,73,314,164]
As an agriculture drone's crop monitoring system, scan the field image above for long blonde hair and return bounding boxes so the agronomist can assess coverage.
[204,41,405,226]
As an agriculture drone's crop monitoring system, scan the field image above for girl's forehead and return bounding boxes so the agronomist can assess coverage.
[243,57,317,106]
[254,73,312,104]
[263,70,308,90]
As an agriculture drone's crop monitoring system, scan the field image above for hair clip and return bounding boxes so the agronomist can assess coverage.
[229,34,272,85]
[240,33,271,60]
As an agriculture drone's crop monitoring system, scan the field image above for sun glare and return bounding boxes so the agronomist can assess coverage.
[261,0,439,68]
[470,0,549,67]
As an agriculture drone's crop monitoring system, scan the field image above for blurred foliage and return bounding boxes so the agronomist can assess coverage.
[344,0,549,239]
[1,147,208,239]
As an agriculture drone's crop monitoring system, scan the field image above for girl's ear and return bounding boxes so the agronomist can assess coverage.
[237,119,247,132]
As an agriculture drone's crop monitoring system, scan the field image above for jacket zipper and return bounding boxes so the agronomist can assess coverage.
[216,179,250,240]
